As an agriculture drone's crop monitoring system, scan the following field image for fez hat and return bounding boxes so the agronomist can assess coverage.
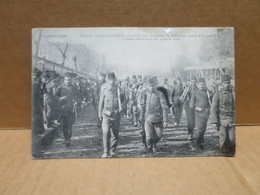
[221,74,231,83]
[125,76,130,81]
[191,76,197,82]
[148,76,158,85]
[198,78,206,84]
[138,75,142,79]
[164,77,168,82]
[132,75,137,79]
[107,72,116,80]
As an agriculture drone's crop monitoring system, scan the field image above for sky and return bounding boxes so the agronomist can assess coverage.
[33,27,227,77]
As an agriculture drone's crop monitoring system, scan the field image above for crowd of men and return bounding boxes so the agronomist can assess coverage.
[32,68,103,145]
[32,68,235,157]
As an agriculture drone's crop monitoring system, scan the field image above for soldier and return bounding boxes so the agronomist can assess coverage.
[55,72,80,146]
[121,76,130,118]
[32,68,45,135]
[162,77,170,96]
[210,74,235,155]
[98,72,123,158]
[96,73,106,127]
[137,75,142,83]
[171,77,184,128]
[181,76,198,141]
[141,76,169,155]
[190,78,210,149]
[138,76,149,149]
[127,75,137,122]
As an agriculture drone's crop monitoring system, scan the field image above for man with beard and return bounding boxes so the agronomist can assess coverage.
[181,76,198,141]
[141,76,169,156]
[211,74,235,155]
[55,72,79,146]
[190,78,210,150]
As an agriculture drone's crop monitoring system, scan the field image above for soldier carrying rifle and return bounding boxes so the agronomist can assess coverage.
[140,76,169,156]
[98,72,124,158]
[210,74,235,155]
[190,78,211,150]
[180,76,198,141]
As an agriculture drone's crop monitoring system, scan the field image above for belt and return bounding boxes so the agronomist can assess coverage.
[220,110,235,116]
[195,107,209,112]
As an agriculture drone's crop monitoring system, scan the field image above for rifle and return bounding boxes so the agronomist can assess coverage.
[180,84,191,103]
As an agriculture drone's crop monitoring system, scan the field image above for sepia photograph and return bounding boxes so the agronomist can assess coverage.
[32,27,235,159]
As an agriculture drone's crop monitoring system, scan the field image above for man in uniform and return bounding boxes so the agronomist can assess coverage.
[138,76,149,149]
[190,78,210,149]
[55,72,80,146]
[127,75,137,122]
[98,72,123,158]
[171,77,184,128]
[181,76,198,140]
[121,76,130,118]
[137,75,143,83]
[32,68,45,135]
[43,70,60,128]
[141,76,169,155]
[210,74,235,155]
[96,73,106,127]
[162,77,171,96]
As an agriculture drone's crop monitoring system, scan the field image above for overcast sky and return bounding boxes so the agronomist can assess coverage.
[35,27,224,76]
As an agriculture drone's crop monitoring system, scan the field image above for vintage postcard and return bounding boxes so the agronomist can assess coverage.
[32,27,235,159]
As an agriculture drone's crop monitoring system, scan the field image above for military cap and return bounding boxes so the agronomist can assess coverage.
[132,75,137,79]
[191,76,197,82]
[64,72,71,78]
[107,72,116,80]
[148,76,158,85]
[164,77,168,82]
[197,77,206,84]
[125,76,130,82]
[221,74,231,83]
[137,75,142,79]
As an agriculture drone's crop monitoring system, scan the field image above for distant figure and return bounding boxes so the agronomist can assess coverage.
[171,77,184,128]
[181,76,198,141]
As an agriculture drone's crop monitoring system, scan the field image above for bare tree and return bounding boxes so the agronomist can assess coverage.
[32,29,42,67]
[33,29,42,56]
[53,42,69,73]
[73,55,78,72]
